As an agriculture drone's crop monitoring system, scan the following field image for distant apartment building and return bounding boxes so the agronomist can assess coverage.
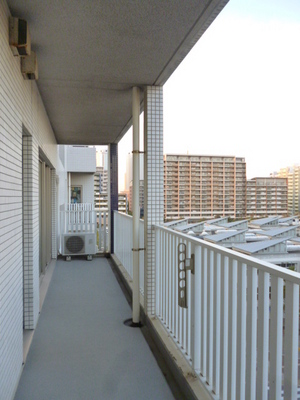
[94,166,108,208]
[94,192,128,213]
[93,166,127,212]
[247,177,288,218]
[164,154,247,220]
[271,165,300,215]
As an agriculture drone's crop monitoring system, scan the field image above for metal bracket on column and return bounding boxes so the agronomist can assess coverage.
[178,243,194,309]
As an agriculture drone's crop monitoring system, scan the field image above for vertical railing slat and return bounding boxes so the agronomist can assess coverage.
[165,232,169,328]
[207,250,214,386]
[201,247,208,379]
[220,255,229,400]
[269,275,284,400]
[256,270,269,400]
[155,227,161,317]
[193,244,201,374]
[170,235,175,336]
[175,236,179,343]
[228,259,237,400]
[246,266,258,400]
[212,252,221,396]
[187,241,192,360]
[236,262,246,400]
[284,281,299,399]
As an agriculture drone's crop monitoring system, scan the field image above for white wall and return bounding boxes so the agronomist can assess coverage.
[67,146,96,173]
[71,173,95,204]
[0,2,59,398]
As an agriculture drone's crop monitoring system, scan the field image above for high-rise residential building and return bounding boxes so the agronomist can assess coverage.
[94,166,108,208]
[94,192,128,213]
[271,165,300,215]
[246,177,288,218]
[164,154,247,221]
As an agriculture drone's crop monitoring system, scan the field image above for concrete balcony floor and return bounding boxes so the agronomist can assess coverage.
[14,258,176,400]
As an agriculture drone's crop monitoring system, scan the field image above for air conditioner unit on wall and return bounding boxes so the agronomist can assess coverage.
[9,17,31,56]
[61,233,96,257]
[21,51,38,80]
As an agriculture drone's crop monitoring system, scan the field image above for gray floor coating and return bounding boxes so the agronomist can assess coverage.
[14,258,175,400]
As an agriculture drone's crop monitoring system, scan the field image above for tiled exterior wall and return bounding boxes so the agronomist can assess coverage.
[144,86,164,316]
[0,1,58,398]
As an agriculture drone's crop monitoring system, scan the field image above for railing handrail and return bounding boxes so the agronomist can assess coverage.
[114,210,145,223]
[154,223,300,284]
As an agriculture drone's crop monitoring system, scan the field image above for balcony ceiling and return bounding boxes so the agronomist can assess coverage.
[7,0,229,145]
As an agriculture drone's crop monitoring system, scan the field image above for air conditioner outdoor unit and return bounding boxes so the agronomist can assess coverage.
[21,51,38,80]
[61,232,96,257]
[9,17,31,56]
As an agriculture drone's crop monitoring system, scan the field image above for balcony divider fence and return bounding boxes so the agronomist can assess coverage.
[114,211,300,400]
[60,204,109,254]
[95,208,109,253]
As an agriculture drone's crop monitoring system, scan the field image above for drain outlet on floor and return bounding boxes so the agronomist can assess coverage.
[124,318,143,328]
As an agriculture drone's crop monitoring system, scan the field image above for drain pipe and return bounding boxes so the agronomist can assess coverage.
[132,86,140,325]
[68,172,71,203]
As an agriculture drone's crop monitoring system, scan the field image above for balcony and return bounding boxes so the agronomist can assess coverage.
[2,0,299,398]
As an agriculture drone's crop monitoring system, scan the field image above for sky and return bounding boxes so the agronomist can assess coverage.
[118,0,300,191]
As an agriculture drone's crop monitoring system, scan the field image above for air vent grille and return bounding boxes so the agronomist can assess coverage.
[65,236,84,254]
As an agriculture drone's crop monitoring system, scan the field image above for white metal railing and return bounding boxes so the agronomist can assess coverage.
[113,213,300,399]
[60,204,109,253]
[113,211,144,295]
[95,208,109,253]
[154,224,300,400]
[60,203,96,233]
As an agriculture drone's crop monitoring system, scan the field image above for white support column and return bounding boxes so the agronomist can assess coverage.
[51,169,57,259]
[144,86,164,316]
[132,86,140,324]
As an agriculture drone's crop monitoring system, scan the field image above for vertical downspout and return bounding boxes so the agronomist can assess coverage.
[132,87,140,324]
[68,172,71,203]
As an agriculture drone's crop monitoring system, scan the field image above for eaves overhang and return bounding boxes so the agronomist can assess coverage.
[7,0,230,145]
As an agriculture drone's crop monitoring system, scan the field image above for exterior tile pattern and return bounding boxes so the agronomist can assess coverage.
[144,86,164,315]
